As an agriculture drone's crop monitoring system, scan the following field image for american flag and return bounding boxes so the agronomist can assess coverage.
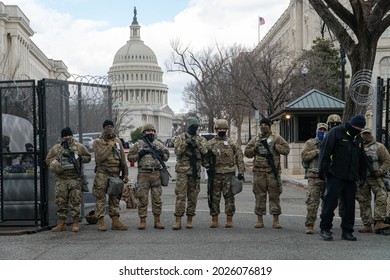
[259,17,265,26]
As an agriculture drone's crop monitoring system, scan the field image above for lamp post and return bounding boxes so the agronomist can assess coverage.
[340,48,346,101]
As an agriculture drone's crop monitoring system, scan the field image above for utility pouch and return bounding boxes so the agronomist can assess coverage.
[160,169,170,187]
[107,176,125,196]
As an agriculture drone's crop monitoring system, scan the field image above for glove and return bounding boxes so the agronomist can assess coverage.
[186,138,197,147]
[123,175,129,183]
[139,148,152,158]
[62,151,70,157]
[237,174,244,181]
[157,149,164,159]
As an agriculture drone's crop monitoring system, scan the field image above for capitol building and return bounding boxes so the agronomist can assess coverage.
[108,8,173,141]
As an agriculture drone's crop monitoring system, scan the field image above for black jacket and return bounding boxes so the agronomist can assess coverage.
[319,123,367,181]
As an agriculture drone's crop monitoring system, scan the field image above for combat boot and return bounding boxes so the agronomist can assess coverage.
[52,219,67,232]
[154,215,165,229]
[97,217,107,231]
[358,225,372,233]
[272,215,282,229]
[255,215,264,228]
[172,216,182,230]
[111,216,128,230]
[186,216,193,229]
[210,215,219,228]
[138,217,146,230]
[225,215,233,228]
[71,216,80,232]
[306,225,314,234]
[375,221,390,232]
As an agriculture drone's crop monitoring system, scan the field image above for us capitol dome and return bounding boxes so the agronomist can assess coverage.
[108,7,173,141]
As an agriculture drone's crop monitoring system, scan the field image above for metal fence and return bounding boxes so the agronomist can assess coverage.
[1,78,112,229]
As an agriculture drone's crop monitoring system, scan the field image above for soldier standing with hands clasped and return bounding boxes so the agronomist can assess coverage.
[92,120,129,231]
[244,117,290,229]
[172,117,208,230]
[301,122,328,234]
[206,119,245,228]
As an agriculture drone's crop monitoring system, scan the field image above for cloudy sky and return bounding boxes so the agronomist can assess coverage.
[9,0,291,113]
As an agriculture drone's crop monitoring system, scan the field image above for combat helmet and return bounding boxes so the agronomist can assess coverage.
[214,119,229,130]
[142,123,156,133]
[326,114,342,129]
[85,210,98,224]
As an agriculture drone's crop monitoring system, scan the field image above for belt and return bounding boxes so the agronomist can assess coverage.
[139,168,161,172]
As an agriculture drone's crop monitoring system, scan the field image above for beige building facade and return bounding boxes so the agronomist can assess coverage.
[247,0,390,175]
[108,8,173,141]
[0,2,69,80]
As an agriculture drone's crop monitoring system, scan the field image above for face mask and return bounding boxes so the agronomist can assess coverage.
[260,126,270,135]
[316,131,326,141]
[217,131,226,137]
[187,125,198,136]
[145,134,155,142]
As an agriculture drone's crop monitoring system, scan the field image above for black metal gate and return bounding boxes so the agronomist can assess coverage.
[1,78,112,231]
[376,77,390,150]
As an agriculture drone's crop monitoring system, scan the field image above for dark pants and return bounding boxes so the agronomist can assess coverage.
[320,173,357,233]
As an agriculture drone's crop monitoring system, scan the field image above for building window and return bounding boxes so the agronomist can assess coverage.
[380,57,390,79]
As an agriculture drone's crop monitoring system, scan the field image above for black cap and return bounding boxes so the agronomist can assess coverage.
[25,143,34,149]
[260,118,271,127]
[103,119,114,128]
[61,127,73,138]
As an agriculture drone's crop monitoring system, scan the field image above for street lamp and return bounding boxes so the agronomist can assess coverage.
[340,48,346,101]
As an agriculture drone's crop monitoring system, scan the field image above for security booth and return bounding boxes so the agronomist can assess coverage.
[1,78,113,233]
[269,89,345,175]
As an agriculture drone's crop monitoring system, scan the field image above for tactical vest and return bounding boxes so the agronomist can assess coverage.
[58,142,79,176]
[365,142,380,175]
[137,139,161,169]
[209,137,236,173]
[253,134,279,170]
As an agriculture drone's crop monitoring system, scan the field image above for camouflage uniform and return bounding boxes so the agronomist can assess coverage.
[127,137,169,221]
[356,132,390,233]
[173,124,208,229]
[207,125,245,227]
[93,132,128,228]
[46,138,91,230]
[301,124,327,233]
[244,121,290,228]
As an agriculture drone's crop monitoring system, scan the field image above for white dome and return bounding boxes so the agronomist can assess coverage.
[112,40,158,65]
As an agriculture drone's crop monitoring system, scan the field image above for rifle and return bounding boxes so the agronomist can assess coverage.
[63,141,89,192]
[364,153,376,177]
[260,139,278,181]
[207,153,216,209]
[144,136,172,178]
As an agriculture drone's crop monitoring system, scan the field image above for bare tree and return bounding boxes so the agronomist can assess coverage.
[166,39,231,132]
[308,0,390,120]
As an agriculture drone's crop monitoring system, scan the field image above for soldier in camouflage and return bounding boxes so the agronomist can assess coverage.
[46,127,91,232]
[127,123,169,230]
[206,119,245,228]
[356,129,390,233]
[172,117,208,230]
[326,114,342,130]
[301,122,328,234]
[244,117,290,229]
[92,120,129,231]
